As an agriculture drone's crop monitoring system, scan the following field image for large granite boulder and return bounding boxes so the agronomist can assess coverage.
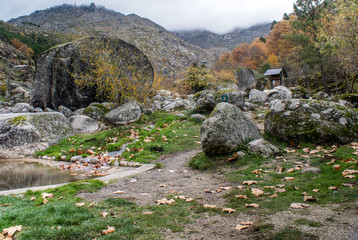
[265,99,358,144]
[194,90,216,113]
[31,36,154,110]
[201,103,261,156]
[83,103,110,121]
[12,103,34,113]
[214,89,246,109]
[0,113,74,158]
[235,67,256,91]
[249,89,269,103]
[247,138,279,157]
[105,102,142,125]
[264,86,293,102]
[68,115,99,134]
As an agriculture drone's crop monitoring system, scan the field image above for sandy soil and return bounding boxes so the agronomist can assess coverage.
[78,149,358,240]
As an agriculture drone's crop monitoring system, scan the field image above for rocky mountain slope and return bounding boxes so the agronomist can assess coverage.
[173,23,271,50]
[8,3,215,77]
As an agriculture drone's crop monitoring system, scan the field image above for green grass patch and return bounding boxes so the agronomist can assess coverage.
[294,219,323,227]
[189,152,216,171]
[36,111,201,163]
[0,186,203,239]
[274,227,319,240]
[222,143,358,213]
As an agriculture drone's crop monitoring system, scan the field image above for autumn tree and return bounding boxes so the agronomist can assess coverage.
[183,63,213,93]
[319,0,358,92]
[291,0,332,92]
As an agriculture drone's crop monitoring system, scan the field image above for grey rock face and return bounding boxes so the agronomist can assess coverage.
[0,112,74,158]
[190,114,207,122]
[265,86,293,102]
[105,102,142,125]
[194,90,216,113]
[31,36,154,110]
[201,103,261,156]
[235,68,256,91]
[12,103,34,113]
[247,138,279,157]
[83,103,109,121]
[249,89,268,103]
[265,99,358,144]
[58,105,73,118]
[215,90,246,109]
[68,115,99,134]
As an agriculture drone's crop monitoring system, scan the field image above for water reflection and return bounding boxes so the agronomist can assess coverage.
[0,160,92,191]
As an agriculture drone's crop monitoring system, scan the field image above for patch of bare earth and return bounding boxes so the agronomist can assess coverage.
[79,149,358,240]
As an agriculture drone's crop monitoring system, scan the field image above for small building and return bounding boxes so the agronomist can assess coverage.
[264,68,288,88]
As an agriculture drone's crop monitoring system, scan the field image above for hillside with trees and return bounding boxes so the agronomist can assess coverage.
[213,0,357,94]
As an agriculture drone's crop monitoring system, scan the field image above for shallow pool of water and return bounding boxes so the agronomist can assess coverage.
[0,160,92,191]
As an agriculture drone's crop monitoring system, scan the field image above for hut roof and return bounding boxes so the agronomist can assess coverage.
[264,68,288,77]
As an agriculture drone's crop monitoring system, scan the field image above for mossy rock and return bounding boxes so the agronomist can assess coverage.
[265,99,358,144]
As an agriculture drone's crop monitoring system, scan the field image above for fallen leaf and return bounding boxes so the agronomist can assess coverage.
[143,211,154,215]
[227,152,239,162]
[276,184,285,188]
[42,197,48,204]
[0,204,11,207]
[1,225,22,238]
[246,203,260,208]
[264,186,275,189]
[342,183,354,188]
[102,226,115,235]
[333,165,341,171]
[237,185,245,189]
[223,208,236,214]
[251,169,261,174]
[113,190,124,194]
[328,186,338,190]
[326,159,336,165]
[41,193,54,198]
[235,195,248,199]
[342,170,358,176]
[251,188,264,198]
[269,194,278,198]
[243,181,257,186]
[204,189,215,193]
[301,192,308,196]
[186,198,195,202]
[30,197,36,201]
[203,204,217,209]
[216,189,223,193]
[287,168,295,173]
[309,150,320,154]
[344,175,356,179]
[235,224,250,231]
[276,166,284,174]
[75,203,85,207]
[156,198,175,205]
[221,186,232,191]
[101,212,109,218]
[275,188,286,193]
[283,177,295,181]
[290,203,310,209]
[302,148,310,153]
[303,196,316,202]
[312,189,320,193]
[174,195,187,200]
[301,155,310,158]
[240,221,254,226]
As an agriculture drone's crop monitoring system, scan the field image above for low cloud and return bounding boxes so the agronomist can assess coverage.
[1,0,296,34]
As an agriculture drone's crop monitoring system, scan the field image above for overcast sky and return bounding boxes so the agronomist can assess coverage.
[1,0,296,34]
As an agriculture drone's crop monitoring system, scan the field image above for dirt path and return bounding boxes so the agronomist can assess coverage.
[79,149,358,240]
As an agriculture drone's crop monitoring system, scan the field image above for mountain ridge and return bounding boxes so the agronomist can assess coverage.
[173,23,271,50]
